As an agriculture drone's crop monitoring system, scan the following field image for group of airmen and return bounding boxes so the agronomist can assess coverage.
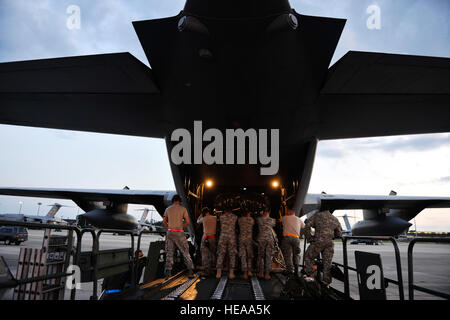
[199,206,276,280]
[162,194,342,286]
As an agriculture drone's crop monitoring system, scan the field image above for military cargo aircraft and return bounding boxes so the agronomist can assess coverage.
[0,0,449,244]
[0,203,68,225]
[0,187,448,239]
[136,208,152,231]
[136,208,165,233]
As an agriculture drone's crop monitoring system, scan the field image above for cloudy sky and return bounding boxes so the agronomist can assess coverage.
[0,0,449,230]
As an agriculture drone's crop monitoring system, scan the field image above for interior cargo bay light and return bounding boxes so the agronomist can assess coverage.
[205,179,213,188]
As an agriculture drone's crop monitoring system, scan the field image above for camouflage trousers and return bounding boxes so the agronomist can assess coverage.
[216,236,237,269]
[304,240,334,284]
[165,231,194,271]
[238,238,254,271]
[281,236,301,273]
[200,236,216,271]
[257,237,274,273]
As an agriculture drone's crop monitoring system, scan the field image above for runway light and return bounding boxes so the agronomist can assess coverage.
[271,180,280,188]
[205,179,213,188]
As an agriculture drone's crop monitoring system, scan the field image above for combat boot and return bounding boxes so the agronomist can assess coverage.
[229,269,236,279]
[188,269,195,278]
[264,271,271,280]
[241,271,248,280]
[165,270,172,280]
[216,268,222,279]
[257,269,264,279]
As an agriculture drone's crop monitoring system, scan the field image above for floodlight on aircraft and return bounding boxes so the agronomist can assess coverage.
[267,13,298,32]
[178,16,210,35]
[205,179,214,188]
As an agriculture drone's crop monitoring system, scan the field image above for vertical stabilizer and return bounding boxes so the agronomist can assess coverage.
[140,208,149,223]
[343,214,352,232]
[46,203,63,218]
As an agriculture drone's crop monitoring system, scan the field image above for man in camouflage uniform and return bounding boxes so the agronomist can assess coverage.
[163,195,195,279]
[238,211,255,279]
[304,210,342,285]
[216,210,238,279]
[256,209,276,280]
[197,207,217,278]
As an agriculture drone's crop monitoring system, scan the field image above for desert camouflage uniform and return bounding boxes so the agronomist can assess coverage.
[216,211,238,269]
[304,210,342,284]
[198,216,217,272]
[165,231,194,271]
[200,236,216,272]
[256,216,276,273]
[238,216,255,271]
[164,204,194,272]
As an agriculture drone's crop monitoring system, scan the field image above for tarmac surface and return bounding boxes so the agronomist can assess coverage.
[331,239,450,300]
[1,230,449,300]
[0,229,164,300]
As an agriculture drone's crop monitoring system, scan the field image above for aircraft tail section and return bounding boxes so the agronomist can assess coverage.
[136,208,150,223]
[46,203,63,218]
[140,209,149,222]
[343,214,352,232]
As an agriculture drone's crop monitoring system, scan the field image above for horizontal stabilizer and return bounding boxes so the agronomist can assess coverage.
[0,53,165,138]
[316,51,450,139]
